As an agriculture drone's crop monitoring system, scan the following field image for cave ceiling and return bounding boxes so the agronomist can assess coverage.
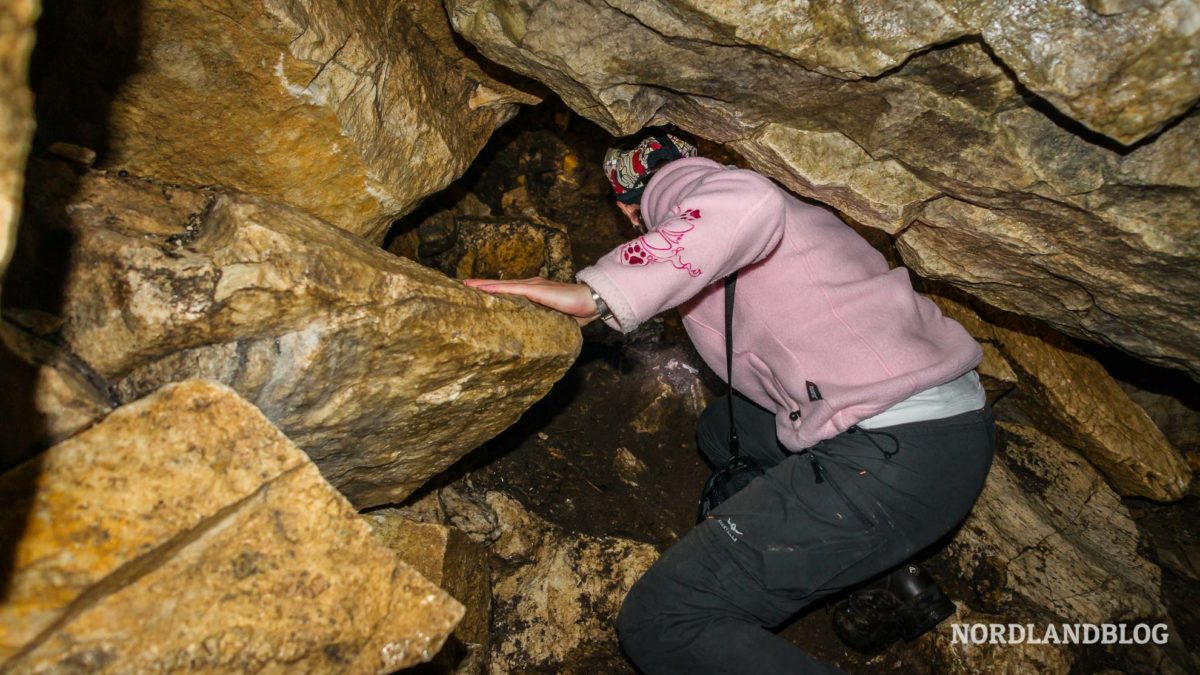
[446,0,1200,377]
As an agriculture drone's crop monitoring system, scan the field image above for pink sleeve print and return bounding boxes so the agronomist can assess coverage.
[618,207,703,277]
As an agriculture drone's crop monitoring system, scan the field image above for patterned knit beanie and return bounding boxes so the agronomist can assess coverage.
[604,131,698,204]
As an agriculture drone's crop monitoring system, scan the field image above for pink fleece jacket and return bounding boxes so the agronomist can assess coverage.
[576,157,982,451]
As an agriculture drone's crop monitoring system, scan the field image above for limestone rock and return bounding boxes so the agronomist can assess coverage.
[614,446,648,486]
[0,380,462,673]
[32,0,538,242]
[396,213,575,282]
[628,350,710,436]
[988,322,1191,502]
[447,0,1200,377]
[931,294,1190,501]
[452,0,1195,141]
[367,510,492,671]
[3,160,582,507]
[0,0,36,290]
[975,342,1018,404]
[1116,378,1200,456]
[482,492,659,674]
[1135,498,1200,583]
[390,487,659,671]
[946,423,1165,624]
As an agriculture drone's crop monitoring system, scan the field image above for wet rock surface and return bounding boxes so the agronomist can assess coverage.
[0,380,462,674]
[447,0,1200,377]
[29,0,538,242]
[1,159,581,506]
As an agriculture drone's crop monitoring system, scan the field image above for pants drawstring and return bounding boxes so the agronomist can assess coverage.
[847,425,901,461]
[805,425,903,525]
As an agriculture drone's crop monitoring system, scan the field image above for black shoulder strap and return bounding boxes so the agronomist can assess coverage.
[725,272,739,456]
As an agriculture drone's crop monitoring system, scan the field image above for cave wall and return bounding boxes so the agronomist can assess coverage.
[446,0,1200,377]
[28,0,540,243]
[0,0,37,292]
[0,1,1198,672]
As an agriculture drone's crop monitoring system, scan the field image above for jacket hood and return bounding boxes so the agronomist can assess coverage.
[641,157,724,229]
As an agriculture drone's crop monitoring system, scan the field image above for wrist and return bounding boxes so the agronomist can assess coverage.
[583,284,613,322]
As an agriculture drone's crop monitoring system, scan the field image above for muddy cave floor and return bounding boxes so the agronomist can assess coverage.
[400,318,1200,674]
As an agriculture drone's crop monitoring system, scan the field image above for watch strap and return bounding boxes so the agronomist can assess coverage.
[587,286,613,322]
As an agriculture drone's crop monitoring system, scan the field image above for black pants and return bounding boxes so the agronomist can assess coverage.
[617,393,996,674]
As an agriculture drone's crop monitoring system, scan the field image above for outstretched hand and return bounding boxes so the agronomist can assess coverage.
[464,277,599,326]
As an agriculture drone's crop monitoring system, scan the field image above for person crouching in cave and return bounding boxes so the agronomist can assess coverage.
[465,131,995,674]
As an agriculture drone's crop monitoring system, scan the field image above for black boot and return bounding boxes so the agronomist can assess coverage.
[831,563,956,654]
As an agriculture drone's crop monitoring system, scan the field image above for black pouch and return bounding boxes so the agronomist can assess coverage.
[697,453,764,521]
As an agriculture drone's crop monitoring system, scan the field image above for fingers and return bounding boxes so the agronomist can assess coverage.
[462,278,594,320]
[463,277,545,291]
[464,280,539,296]
[463,278,557,310]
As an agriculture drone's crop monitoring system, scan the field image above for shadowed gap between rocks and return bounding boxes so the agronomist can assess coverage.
[0,0,144,602]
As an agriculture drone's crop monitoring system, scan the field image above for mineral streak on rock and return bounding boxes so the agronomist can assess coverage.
[31,0,539,242]
[3,160,582,507]
[0,0,37,292]
[446,0,1200,377]
[0,380,463,674]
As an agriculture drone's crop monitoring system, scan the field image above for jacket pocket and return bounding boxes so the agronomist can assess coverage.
[745,353,802,424]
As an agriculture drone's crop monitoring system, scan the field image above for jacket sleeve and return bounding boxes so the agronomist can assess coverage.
[575,169,786,333]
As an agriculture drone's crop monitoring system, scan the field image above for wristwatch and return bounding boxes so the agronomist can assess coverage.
[587,285,614,322]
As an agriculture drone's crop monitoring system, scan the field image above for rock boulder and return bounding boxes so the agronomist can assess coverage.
[483,491,659,674]
[367,509,493,672]
[0,380,462,673]
[947,423,1165,624]
[32,0,538,241]
[2,160,582,507]
[0,0,36,290]
[931,294,1191,501]
[394,212,575,283]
